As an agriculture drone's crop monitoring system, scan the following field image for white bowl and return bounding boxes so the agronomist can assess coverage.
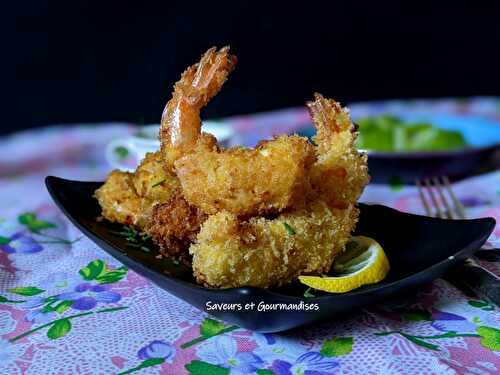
[105,121,234,171]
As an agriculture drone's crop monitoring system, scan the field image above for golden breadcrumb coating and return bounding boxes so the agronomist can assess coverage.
[133,151,180,202]
[145,191,207,257]
[190,201,358,288]
[175,135,315,217]
[307,93,369,209]
[94,170,153,228]
[189,93,369,288]
[95,152,180,229]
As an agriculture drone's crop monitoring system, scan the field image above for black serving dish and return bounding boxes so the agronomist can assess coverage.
[46,176,495,332]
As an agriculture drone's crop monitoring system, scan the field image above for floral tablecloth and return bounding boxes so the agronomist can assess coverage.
[1,98,500,375]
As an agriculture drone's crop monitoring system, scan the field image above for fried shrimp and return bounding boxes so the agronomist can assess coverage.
[95,151,181,228]
[145,191,207,258]
[158,46,315,217]
[133,151,180,203]
[160,46,237,162]
[94,170,153,228]
[191,202,358,288]
[189,94,368,288]
[307,93,369,209]
[175,136,315,217]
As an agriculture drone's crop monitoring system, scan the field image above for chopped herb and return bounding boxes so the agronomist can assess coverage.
[110,226,153,252]
[304,287,316,298]
[152,179,166,188]
[114,146,129,159]
[283,222,296,235]
[310,139,318,146]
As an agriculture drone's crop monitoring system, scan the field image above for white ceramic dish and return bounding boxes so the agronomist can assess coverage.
[105,122,234,171]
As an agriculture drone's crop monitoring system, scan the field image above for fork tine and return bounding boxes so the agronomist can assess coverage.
[432,177,454,219]
[416,179,432,216]
[423,178,446,219]
[443,176,466,219]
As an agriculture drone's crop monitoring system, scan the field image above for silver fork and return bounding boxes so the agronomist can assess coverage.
[416,176,500,306]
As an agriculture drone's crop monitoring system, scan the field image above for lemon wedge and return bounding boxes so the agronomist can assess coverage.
[299,236,390,293]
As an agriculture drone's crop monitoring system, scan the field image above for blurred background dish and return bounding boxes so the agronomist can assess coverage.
[104,122,234,171]
[355,115,468,152]
[296,111,500,183]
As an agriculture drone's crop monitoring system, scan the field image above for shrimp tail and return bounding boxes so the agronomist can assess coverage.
[306,93,369,209]
[160,46,237,152]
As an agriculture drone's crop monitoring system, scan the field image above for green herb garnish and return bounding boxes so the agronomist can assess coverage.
[110,226,153,252]
[151,179,166,188]
[283,222,296,235]
[114,146,129,159]
[304,287,316,298]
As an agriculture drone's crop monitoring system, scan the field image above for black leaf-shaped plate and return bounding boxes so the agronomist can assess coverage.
[46,176,495,332]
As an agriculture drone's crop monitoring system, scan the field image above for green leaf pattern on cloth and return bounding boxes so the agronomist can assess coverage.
[47,319,72,340]
[8,287,45,296]
[185,360,229,375]
[320,336,354,357]
[476,326,500,350]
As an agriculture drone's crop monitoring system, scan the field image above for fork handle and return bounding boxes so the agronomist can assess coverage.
[451,259,500,307]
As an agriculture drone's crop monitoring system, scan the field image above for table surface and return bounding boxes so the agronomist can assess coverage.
[1,97,499,375]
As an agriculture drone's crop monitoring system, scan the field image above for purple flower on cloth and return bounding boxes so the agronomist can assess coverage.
[272,352,339,375]
[254,333,303,365]
[25,309,56,324]
[196,335,263,375]
[0,232,42,254]
[431,310,476,332]
[138,340,175,363]
[56,283,121,310]
[21,297,55,324]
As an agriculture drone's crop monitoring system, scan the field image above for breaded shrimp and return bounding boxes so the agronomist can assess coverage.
[133,151,180,203]
[190,202,358,288]
[157,46,316,218]
[175,136,315,217]
[94,170,153,228]
[145,191,207,258]
[307,93,369,209]
[95,152,180,229]
[189,94,368,288]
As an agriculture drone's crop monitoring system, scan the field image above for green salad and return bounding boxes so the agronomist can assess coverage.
[355,115,467,152]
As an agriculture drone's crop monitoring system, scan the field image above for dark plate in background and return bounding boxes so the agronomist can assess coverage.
[365,144,500,184]
[46,176,495,332]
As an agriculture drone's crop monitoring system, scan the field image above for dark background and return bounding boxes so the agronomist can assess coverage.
[2,1,500,135]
